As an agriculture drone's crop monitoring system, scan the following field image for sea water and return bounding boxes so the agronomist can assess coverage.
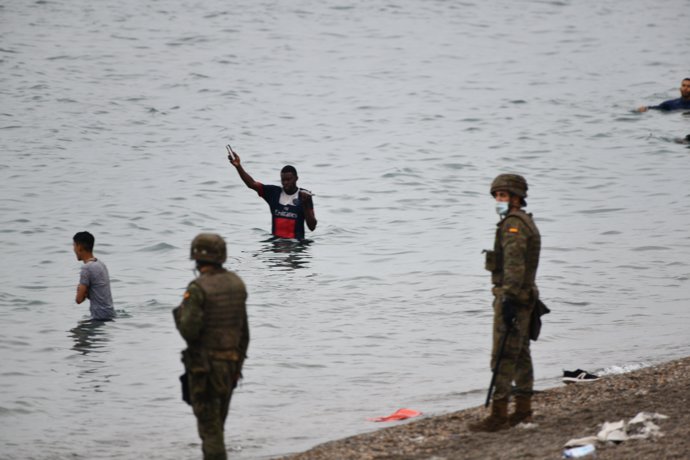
[1,0,689,458]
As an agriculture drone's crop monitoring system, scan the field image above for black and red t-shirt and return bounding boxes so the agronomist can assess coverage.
[257,184,311,240]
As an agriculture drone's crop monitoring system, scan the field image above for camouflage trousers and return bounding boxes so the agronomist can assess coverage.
[188,359,239,460]
[491,295,534,401]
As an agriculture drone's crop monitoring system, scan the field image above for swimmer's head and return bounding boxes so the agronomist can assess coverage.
[280,165,299,194]
[681,78,690,99]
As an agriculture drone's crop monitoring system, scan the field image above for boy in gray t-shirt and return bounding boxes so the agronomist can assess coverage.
[73,231,115,321]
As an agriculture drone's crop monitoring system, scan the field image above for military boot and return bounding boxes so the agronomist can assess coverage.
[509,394,532,426]
[468,398,509,432]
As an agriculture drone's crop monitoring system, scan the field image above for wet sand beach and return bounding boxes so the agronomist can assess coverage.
[283,356,690,460]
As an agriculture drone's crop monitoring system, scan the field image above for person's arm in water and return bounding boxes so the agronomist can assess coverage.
[300,190,317,231]
[228,150,261,193]
[637,100,676,112]
[75,284,88,304]
[638,104,665,112]
[75,265,89,304]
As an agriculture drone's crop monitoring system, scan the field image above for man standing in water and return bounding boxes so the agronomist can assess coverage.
[636,78,690,112]
[173,233,250,460]
[469,175,541,432]
[228,146,317,240]
[73,231,115,321]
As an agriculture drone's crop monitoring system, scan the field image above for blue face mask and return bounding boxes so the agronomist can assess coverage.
[495,201,509,217]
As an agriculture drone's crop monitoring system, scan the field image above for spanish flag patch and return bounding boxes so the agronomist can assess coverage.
[183,291,191,300]
[508,227,519,233]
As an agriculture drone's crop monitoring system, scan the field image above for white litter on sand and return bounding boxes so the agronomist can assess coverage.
[597,420,628,442]
[565,412,668,448]
[564,436,598,448]
[517,422,538,430]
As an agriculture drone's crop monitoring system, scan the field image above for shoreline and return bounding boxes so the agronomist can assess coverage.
[280,356,690,459]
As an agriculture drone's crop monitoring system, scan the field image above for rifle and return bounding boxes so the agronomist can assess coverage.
[484,323,512,407]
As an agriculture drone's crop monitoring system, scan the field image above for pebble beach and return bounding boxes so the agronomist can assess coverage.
[282,356,690,460]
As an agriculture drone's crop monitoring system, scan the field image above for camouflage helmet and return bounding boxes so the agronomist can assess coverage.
[190,233,226,264]
[490,174,528,199]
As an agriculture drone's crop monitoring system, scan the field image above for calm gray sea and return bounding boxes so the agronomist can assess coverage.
[1,0,689,458]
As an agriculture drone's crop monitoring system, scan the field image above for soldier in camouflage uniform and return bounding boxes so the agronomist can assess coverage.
[173,234,250,460]
[469,174,541,432]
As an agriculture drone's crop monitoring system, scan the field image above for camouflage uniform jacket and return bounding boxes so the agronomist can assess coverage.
[173,267,249,370]
[488,209,541,305]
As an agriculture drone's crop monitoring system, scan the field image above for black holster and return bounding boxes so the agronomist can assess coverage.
[179,372,191,405]
[529,299,550,341]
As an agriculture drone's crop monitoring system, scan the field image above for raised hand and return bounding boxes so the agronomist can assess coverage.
[226,145,241,167]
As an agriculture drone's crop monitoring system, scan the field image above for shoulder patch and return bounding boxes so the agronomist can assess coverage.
[183,291,191,300]
[507,227,519,233]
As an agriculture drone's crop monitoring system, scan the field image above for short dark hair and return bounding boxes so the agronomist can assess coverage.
[684,78,690,82]
[281,165,297,176]
[73,231,95,252]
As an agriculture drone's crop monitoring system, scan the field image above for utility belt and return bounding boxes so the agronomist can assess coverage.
[484,250,548,341]
[485,249,538,305]
[182,348,241,372]
[491,286,538,306]
[208,349,241,361]
[179,347,242,405]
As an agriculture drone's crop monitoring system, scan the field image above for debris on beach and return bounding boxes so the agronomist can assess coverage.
[516,422,538,430]
[564,411,668,448]
[562,369,600,384]
[368,408,422,422]
[562,444,596,458]
[283,358,689,460]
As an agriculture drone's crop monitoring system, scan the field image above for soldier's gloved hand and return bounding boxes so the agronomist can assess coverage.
[501,297,518,328]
